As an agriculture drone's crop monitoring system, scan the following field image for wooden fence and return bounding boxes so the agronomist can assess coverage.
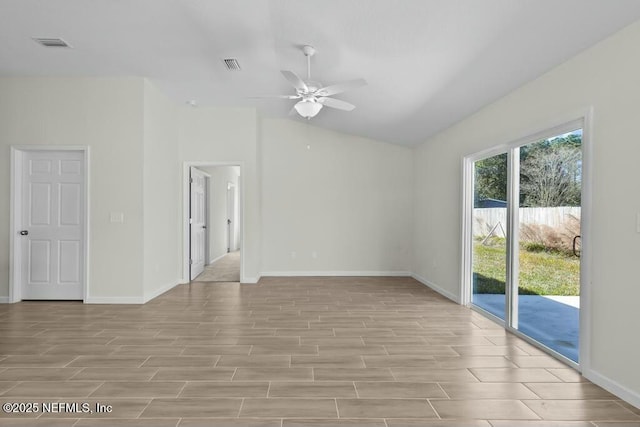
[473,206,581,237]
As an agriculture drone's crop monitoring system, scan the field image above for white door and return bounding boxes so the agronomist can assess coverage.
[20,150,85,300]
[190,168,206,279]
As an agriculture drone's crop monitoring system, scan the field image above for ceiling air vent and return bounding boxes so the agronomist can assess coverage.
[33,37,72,48]
[223,58,241,71]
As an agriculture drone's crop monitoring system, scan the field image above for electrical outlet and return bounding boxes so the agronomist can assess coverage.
[110,212,124,223]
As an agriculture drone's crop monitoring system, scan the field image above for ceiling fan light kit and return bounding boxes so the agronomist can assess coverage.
[294,99,322,118]
[265,45,366,120]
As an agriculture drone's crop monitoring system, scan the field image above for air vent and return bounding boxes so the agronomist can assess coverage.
[33,37,72,48]
[222,58,241,71]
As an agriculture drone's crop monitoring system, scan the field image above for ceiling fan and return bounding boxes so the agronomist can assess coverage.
[265,45,367,119]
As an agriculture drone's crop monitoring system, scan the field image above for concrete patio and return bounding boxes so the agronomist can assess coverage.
[473,294,579,362]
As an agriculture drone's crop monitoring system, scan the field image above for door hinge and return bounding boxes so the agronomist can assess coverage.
[189,218,193,224]
[189,177,193,183]
[189,259,193,265]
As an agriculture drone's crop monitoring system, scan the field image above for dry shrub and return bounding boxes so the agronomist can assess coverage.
[520,214,581,255]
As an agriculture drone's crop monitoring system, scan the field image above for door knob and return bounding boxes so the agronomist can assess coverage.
[19,230,29,236]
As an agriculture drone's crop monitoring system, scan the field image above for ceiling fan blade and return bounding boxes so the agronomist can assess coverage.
[318,97,355,111]
[281,70,308,92]
[247,95,300,100]
[316,78,367,97]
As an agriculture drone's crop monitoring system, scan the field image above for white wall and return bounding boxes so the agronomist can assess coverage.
[413,20,640,405]
[0,77,145,302]
[1,29,640,408]
[200,166,240,263]
[178,107,260,282]
[142,80,181,300]
[0,78,257,299]
[260,119,413,275]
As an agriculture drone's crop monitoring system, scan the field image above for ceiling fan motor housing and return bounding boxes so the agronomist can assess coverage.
[302,45,316,57]
[302,80,322,93]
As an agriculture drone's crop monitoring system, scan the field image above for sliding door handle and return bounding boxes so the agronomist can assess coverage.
[572,235,581,257]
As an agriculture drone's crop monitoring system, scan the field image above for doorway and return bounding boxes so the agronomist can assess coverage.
[464,119,589,366]
[10,147,89,302]
[183,162,243,283]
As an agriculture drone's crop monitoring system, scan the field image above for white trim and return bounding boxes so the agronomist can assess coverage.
[183,161,246,283]
[143,281,179,303]
[506,119,585,151]
[226,181,238,252]
[85,296,145,304]
[85,147,91,303]
[412,273,459,303]
[583,368,640,410]
[241,276,260,284]
[578,107,594,373]
[506,147,520,329]
[261,271,412,277]
[208,253,227,265]
[459,155,474,306]
[9,145,90,303]
[8,148,18,302]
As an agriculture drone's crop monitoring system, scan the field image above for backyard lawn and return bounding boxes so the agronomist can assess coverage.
[473,241,580,295]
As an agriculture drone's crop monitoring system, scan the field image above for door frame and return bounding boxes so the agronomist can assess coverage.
[9,145,90,303]
[182,161,245,283]
[460,109,593,371]
[226,181,237,252]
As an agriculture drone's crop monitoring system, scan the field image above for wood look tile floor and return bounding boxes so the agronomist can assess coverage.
[0,276,638,427]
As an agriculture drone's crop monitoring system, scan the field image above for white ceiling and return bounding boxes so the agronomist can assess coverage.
[2,0,640,146]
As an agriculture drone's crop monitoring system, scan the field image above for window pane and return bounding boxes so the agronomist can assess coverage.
[472,152,508,321]
[517,129,582,362]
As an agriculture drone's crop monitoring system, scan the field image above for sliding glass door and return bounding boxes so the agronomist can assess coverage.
[468,125,583,364]
[472,152,508,322]
[515,130,582,362]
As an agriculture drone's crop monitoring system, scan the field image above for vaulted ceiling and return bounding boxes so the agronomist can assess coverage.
[2,0,640,146]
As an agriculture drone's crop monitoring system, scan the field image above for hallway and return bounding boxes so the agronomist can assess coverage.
[194,251,240,283]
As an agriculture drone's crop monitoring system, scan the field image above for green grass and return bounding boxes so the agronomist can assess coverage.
[473,240,580,296]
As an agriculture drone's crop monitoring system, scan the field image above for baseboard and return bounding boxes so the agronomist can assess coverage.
[583,367,640,410]
[411,273,460,303]
[143,280,179,303]
[241,276,260,284]
[208,253,227,265]
[84,296,145,304]
[0,296,10,304]
[260,271,412,277]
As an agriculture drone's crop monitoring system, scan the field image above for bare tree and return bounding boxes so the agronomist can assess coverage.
[520,144,581,207]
